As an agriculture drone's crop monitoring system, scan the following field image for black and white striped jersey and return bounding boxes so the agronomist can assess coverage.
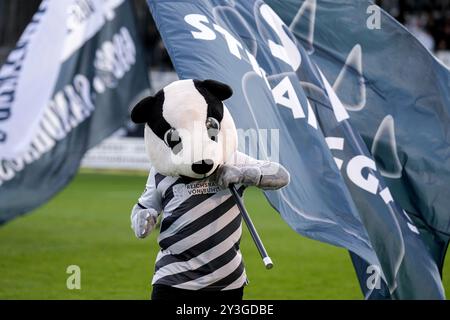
[138,167,248,291]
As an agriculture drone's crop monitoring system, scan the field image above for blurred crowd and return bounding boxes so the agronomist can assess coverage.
[0,0,449,68]
[378,0,450,52]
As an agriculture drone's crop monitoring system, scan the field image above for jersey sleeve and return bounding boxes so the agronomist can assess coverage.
[137,167,163,214]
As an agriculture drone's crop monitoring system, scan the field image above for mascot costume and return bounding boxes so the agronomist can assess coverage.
[130,79,290,301]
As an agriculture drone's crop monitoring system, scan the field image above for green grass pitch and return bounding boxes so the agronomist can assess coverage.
[0,171,448,299]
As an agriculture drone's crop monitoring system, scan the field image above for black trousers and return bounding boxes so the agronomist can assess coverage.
[151,285,244,301]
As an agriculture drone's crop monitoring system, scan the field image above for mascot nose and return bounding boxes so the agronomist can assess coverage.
[192,159,214,175]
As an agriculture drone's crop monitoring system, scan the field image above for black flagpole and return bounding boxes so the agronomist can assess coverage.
[229,184,273,269]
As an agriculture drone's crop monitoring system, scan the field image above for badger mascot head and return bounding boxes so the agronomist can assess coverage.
[131,79,237,179]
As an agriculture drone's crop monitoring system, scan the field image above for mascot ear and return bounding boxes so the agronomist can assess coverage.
[131,92,162,124]
[200,79,233,101]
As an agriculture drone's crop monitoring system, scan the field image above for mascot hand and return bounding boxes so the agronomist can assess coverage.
[216,162,290,190]
[215,164,243,189]
[216,164,261,189]
[131,204,158,239]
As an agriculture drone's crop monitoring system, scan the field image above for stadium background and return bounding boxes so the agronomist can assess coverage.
[0,0,449,299]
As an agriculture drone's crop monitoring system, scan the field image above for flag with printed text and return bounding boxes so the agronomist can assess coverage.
[146,0,446,299]
[0,0,149,224]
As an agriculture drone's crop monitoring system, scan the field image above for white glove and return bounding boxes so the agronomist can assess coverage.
[215,164,261,189]
[215,162,290,190]
[131,204,158,239]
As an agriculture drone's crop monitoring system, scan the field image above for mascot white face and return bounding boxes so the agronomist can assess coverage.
[131,79,238,179]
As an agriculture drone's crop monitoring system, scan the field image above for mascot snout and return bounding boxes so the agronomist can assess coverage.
[191,159,215,175]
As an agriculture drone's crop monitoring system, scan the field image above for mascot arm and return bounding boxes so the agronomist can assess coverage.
[131,167,162,239]
[216,152,290,190]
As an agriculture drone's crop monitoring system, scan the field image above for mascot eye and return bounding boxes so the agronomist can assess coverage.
[206,117,220,142]
[164,128,182,154]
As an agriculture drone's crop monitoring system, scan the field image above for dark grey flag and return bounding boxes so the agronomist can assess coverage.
[0,0,149,224]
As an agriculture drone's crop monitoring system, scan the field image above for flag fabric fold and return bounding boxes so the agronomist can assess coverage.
[268,0,450,297]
